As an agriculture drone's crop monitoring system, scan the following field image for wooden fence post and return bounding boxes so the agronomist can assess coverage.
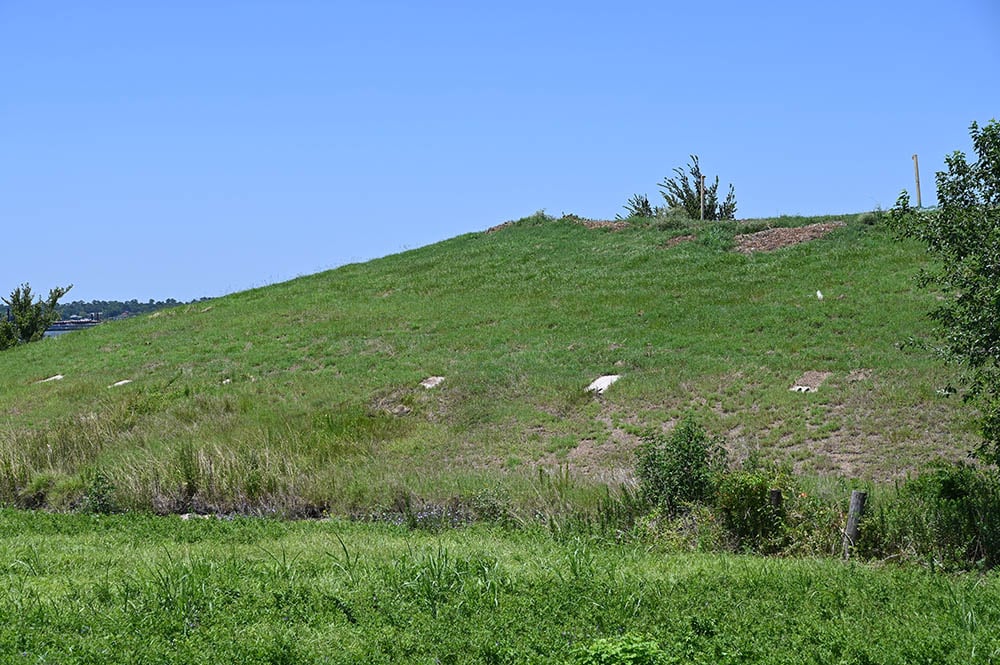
[842,490,867,559]
[912,154,922,208]
[768,489,783,511]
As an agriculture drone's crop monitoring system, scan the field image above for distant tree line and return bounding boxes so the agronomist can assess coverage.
[57,297,209,320]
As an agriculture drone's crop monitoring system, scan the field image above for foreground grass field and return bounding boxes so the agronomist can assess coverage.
[0,213,977,516]
[2,510,999,664]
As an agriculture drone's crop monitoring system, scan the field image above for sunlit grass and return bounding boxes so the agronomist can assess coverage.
[0,213,976,514]
[0,510,998,663]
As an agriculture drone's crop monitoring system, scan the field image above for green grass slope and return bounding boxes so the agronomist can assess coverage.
[0,214,976,515]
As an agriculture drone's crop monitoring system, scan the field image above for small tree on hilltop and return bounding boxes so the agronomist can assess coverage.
[621,193,654,218]
[888,119,1000,462]
[659,155,737,221]
[0,283,73,350]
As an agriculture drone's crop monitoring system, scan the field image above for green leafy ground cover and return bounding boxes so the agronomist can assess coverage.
[0,213,977,515]
[1,510,999,664]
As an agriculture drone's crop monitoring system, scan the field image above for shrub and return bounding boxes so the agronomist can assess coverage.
[696,222,736,251]
[80,471,120,514]
[636,417,724,515]
[659,155,737,221]
[653,206,693,231]
[620,193,654,219]
[715,468,785,552]
[856,208,883,225]
[621,155,737,222]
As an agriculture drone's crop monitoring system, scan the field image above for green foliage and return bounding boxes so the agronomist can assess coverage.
[621,193,654,218]
[177,439,200,511]
[714,466,785,552]
[575,633,666,665]
[652,206,691,230]
[695,221,736,251]
[313,406,408,443]
[856,207,884,226]
[0,282,72,349]
[888,119,1000,460]
[659,155,737,221]
[0,318,13,350]
[866,462,1000,570]
[636,417,724,515]
[79,471,119,514]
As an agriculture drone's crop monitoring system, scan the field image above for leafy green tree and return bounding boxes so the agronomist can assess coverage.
[659,155,737,220]
[888,119,1000,461]
[0,319,14,350]
[0,283,73,350]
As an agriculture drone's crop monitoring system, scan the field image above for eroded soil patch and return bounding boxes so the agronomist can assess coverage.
[663,234,696,248]
[734,221,846,253]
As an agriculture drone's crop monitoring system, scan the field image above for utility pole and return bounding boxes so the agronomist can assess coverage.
[700,174,706,220]
[912,154,922,208]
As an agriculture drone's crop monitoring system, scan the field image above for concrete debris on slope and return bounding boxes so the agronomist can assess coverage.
[421,376,445,389]
[790,371,832,393]
[587,375,621,395]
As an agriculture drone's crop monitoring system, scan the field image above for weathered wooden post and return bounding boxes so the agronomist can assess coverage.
[912,154,922,208]
[842,490,867,559]
[700,174,706,220]
[768,489,783,511]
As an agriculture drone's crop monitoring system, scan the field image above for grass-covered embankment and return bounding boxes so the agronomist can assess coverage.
[0,213,976,515]
[2,509,998,664]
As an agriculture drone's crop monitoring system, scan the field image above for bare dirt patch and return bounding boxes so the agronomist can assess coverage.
[847,368,873,382]
[530,407,666,484]
[790,371,832,393]
[734,221,846,254]
[663,234,696,248]
[484,221,515,234]
[577,220,629,231]
[484,218,629,234]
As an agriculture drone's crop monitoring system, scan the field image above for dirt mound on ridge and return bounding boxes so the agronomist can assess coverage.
[734,221,846,253]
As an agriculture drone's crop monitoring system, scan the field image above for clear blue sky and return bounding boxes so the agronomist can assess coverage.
[3,1,998,302]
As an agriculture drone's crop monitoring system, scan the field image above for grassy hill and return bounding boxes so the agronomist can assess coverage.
[0,213,977,516]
